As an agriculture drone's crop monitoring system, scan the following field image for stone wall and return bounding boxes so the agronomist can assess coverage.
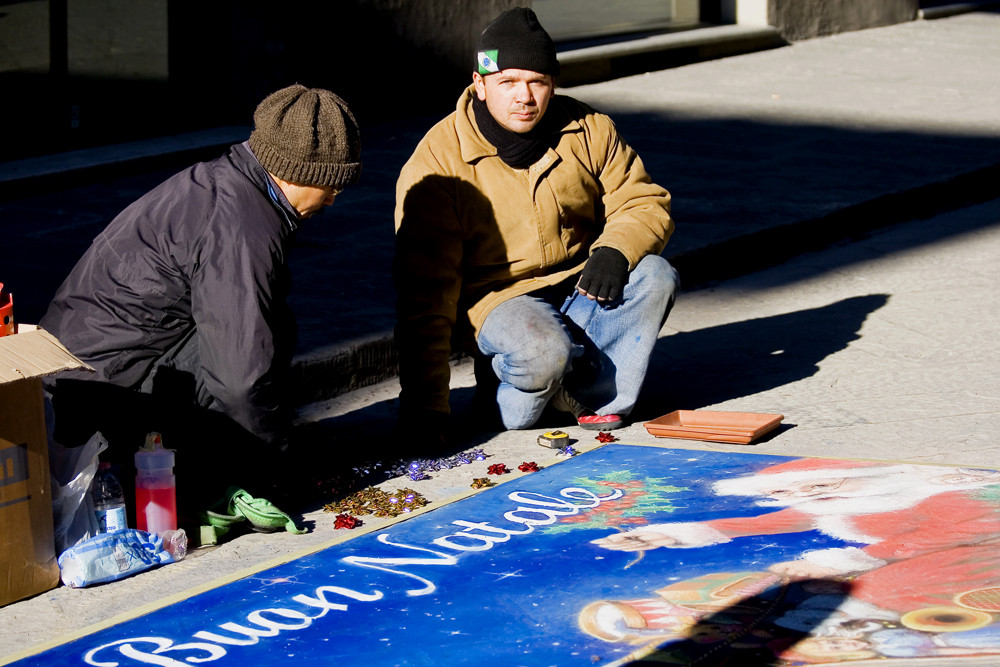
[768,0,918,41]
[358,0,528,77]
[168,0,527,132]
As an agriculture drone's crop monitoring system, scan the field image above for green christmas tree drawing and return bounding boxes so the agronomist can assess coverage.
[543,470,687,534]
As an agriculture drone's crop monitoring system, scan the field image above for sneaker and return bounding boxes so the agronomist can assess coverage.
[550,387,624,431]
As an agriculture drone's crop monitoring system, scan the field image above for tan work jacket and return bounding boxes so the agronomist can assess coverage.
[394,85,673,415]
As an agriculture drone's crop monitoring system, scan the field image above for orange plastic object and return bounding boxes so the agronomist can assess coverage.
[643,410,784,444]
[0,283,13,337]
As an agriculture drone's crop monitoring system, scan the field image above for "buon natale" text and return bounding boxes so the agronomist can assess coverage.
[84,485,625,666]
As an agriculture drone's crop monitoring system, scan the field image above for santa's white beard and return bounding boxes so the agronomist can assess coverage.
[766,477,942,516]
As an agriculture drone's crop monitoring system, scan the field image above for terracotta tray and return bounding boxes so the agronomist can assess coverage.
[643,410,784,444]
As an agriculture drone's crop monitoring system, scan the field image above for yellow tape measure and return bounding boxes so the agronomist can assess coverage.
[537,430,570,448]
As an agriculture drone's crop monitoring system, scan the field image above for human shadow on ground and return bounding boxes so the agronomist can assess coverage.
[632,294,889,423]
[607,579,854,666]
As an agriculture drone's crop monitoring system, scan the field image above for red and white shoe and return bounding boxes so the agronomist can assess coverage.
[550,387,624,431]
[576,412,624,431]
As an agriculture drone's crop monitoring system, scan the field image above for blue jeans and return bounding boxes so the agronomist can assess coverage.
[477,254,680,429]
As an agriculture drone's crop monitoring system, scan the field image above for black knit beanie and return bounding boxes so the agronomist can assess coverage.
[476,8,559,77]
[249,84,361,189]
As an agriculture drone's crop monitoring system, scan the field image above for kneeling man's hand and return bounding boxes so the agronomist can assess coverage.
[577,247,628,302]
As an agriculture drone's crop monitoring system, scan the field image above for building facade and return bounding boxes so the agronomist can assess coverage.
[0,0,925,162]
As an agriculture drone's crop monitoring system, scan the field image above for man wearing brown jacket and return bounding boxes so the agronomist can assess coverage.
[393,8,678,447]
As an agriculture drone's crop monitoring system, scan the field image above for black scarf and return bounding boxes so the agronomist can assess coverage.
[472,96,555,169]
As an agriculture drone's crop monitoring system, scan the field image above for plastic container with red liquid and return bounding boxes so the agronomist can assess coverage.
[135,432,177,535]
[1,282,15,336]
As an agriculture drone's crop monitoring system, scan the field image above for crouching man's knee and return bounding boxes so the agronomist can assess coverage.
[627,255,680,323]
[493,335,577,393]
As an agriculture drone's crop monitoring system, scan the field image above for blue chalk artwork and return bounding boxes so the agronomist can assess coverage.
[15,444,1000,665]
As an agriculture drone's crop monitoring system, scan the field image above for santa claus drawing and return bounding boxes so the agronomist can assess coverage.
[592,458,1000,615]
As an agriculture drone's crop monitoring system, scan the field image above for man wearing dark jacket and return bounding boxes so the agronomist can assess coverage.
[41,84,361,509]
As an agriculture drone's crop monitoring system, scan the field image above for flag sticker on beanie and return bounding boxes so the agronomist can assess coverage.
[478,50,499,74]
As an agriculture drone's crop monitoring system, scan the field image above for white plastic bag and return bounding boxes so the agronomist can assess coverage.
[46,394,106,554]
[57,529,176,588]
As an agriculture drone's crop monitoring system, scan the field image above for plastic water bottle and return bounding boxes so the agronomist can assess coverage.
[92,461,128,533]
[135,432,177,535]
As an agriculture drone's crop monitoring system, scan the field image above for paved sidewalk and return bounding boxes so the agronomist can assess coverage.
[2,9,1000,665]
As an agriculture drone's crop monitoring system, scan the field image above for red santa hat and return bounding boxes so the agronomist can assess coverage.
[754,457,885,475]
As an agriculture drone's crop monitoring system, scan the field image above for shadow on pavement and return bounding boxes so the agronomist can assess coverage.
[619,579,852,666]
[634,294,889,421]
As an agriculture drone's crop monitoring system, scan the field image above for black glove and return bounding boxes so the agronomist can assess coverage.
[577,247,629,301]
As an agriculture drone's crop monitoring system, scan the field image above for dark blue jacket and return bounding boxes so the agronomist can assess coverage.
[41,142,298,444]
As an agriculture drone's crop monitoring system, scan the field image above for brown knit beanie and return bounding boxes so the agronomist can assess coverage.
[249,84,361,189]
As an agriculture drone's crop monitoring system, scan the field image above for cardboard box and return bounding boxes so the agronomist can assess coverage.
[1,325,91,607]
